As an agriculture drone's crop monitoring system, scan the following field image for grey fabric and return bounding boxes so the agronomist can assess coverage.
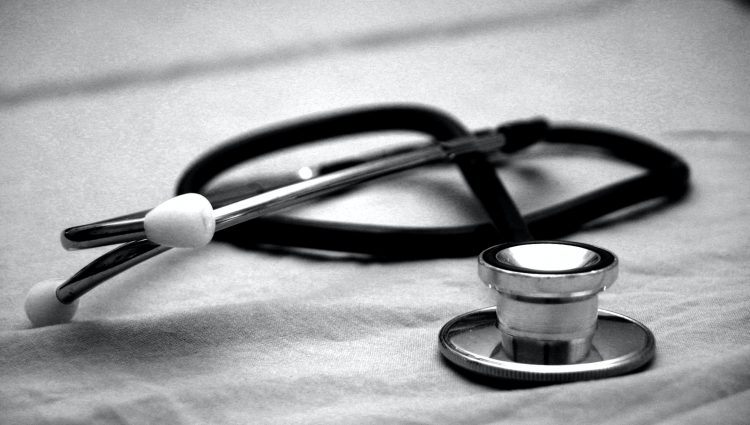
[1,1,749,423]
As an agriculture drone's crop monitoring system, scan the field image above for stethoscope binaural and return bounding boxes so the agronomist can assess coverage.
[24,104,689,383]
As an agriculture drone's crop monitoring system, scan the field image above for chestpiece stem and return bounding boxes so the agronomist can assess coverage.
[479,240,618,365]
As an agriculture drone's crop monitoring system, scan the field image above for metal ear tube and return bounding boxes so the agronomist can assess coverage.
[25,131,511,327]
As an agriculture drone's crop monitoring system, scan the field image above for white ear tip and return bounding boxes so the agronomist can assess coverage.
[24,279,79,327]
[144,193,215,248]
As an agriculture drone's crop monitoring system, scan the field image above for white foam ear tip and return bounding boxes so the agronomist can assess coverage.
[25,279,79,327]
[144,193,215,248]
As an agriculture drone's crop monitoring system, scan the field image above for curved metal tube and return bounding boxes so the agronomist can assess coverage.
[62,133,505,250]
[57,240,169,303]
[56,132,507,302]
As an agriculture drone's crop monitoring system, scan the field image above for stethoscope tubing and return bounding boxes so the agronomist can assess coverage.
[54,104,689,304]
[180,104,689,256]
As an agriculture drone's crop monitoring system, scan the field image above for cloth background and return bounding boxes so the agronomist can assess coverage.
[1,1,749,423]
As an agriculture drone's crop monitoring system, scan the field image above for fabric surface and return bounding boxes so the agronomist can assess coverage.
[1,1,749,424]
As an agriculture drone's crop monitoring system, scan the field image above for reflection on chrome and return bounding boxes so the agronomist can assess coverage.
[496,243,600,272]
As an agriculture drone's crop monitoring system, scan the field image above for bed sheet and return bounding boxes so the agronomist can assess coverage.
[1,1,749,424]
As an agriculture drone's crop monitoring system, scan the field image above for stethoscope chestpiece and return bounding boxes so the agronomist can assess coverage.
[439,241,655,383]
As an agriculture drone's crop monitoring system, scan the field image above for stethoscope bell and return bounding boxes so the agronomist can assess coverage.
[439,241,655,383]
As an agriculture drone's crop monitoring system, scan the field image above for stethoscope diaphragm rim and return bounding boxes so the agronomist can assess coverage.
[439,307,655,383]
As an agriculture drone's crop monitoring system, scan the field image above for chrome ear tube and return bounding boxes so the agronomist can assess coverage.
[439,241,655,383]
[24,130,512,327]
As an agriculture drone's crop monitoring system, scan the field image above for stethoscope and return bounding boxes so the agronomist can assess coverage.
[24,105,690,383]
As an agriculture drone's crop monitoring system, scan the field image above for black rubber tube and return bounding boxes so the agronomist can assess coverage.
[176,105,690,259]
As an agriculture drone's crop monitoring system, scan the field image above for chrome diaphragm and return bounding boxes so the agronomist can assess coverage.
[439,241,655,382]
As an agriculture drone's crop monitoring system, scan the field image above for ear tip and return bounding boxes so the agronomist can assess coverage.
[24,279,78,327]
[144,193,215,248]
